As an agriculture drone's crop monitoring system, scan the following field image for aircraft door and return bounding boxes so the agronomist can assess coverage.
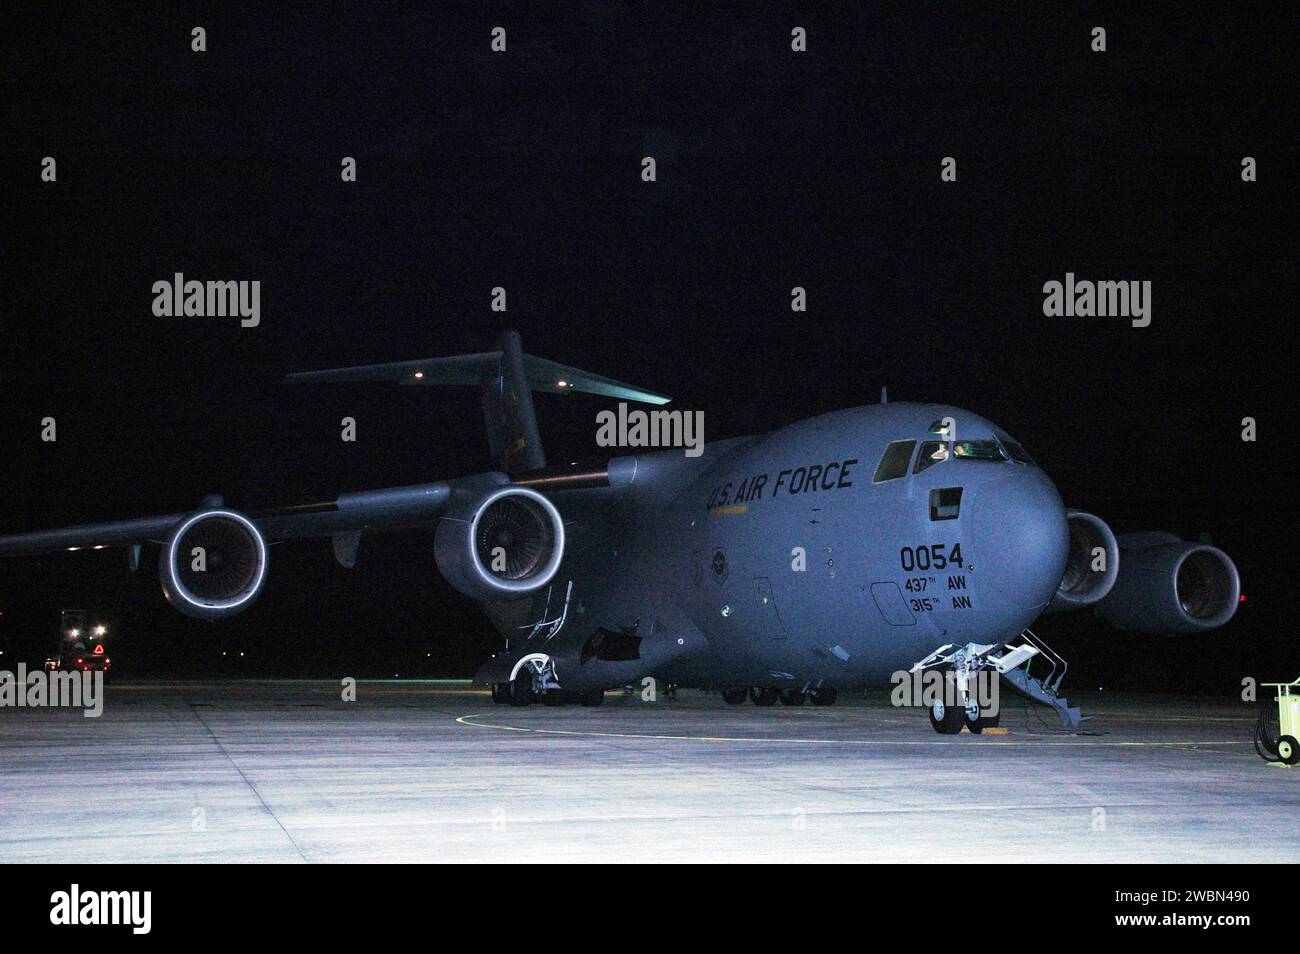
[752,577,788,639]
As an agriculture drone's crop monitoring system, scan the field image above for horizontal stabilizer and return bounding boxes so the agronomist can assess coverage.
[285,352,499,386]
[286,351,670,405]
[522,355,670,404]
[287,330,669,473]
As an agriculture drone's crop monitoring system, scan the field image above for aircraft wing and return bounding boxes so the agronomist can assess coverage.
[0,481,459,557]
[0,470,572,616]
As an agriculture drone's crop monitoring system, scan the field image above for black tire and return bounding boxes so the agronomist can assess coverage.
[721,688,748,705]
[509,673,533,707]
[1278,735,1300,766]
[928,699,966,735]
[967,706,1000,734]
[779,689,806,706]
[750,686,779,706]
[809,688,837,706]
[543,690,567,706]
[579,689,604,707]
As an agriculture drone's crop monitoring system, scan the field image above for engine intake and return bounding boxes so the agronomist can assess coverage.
[160,509,268,618]
[435,486,565,601]
[1096,536,1240,634]
[1048,510,1119,611]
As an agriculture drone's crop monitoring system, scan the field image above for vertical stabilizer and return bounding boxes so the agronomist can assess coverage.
[484,329,547,473]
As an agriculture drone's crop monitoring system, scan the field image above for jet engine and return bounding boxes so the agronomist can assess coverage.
[1096,533,1240,634]
[159,509,269,618]
[434,486,565,601]
[1048,510,1119,611]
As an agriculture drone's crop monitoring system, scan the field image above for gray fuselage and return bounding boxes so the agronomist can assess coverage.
[483,402,1069,693]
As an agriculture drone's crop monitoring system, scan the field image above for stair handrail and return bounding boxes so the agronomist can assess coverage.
[1019,627,1067,696]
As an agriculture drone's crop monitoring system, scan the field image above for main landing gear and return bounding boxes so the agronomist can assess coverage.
[721,685,838,706]
[491,681,605,707]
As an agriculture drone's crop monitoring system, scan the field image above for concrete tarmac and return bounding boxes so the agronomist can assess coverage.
[0,680,1294,863]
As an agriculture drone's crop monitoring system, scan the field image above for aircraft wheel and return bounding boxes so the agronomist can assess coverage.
[779,689,806,706]
[509,673,534,707]
[750,686,779,706]
[543,690,568,706]
[809,688,837,706]
[721,688,748,705]
[490,682,509,704]
[1278,735,1300,765]
[579,689,605,707]
[928,699,965,735]
[966,706,1000,734]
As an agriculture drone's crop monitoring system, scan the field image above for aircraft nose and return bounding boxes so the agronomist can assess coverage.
[970,471,1068,612]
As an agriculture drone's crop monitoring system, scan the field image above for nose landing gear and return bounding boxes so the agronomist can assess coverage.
[912,641,1041,735]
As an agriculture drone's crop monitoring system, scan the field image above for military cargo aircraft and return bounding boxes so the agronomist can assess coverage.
[0,331,1240,730]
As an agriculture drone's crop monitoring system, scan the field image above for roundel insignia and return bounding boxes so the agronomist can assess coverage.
[710,547,729,584]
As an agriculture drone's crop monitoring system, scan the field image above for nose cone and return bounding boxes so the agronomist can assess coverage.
[970,471,1068,613]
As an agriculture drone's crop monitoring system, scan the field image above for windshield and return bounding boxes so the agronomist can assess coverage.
[913,441,950,473]
[952,440,1007,462]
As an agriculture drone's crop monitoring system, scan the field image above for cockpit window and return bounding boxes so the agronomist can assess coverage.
[952,440,1007,462]
[1002,440,1036,465]
[873,440,917,483]
[913,441,950,474]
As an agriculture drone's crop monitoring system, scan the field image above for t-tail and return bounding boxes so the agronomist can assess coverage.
[286,329,670,474]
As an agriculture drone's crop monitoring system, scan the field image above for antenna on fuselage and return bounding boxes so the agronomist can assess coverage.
[880,386,888,404]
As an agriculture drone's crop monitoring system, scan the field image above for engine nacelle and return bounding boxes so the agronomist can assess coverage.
[1048,510,1119,612]
[1096,535,1240,634]
[434,486,565,601]
[159,509,269,619]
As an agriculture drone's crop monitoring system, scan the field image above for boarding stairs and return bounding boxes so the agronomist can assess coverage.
[912,628,1082,728]
[996,628,1082,727]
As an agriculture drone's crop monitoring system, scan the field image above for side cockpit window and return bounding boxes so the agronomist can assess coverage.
[873,440,917,482]
[1002,440,1036,466]
[913,440,949,474]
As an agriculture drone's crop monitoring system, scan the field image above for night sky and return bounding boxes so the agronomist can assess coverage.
[1,4,1293,690]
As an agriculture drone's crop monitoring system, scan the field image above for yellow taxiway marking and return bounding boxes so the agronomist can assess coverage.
[455,714,1248,748]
